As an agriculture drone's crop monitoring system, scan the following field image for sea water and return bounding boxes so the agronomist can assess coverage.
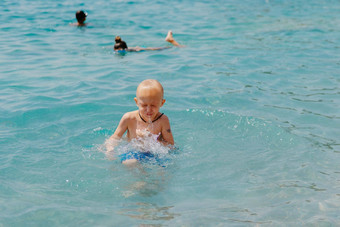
[1,0,340,226]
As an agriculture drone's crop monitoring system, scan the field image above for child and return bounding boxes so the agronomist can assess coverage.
[106,79,174,165]
[114,30,184,52]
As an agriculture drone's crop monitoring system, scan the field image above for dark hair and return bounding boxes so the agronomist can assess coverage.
[76,10,87,22]
[115,36,122,43]
[114,36,128,50]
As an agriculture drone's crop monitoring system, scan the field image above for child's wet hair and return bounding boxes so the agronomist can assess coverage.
[137,79,164,99]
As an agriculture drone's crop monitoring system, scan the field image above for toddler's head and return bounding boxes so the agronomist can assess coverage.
[134,79,165,122]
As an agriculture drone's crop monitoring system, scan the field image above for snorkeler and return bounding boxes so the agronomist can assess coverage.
[114,30,184,52]
[71,10,88,26]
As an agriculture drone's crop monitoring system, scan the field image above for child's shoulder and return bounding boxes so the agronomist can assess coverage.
[122,110,138,120]
[159,113,170,123]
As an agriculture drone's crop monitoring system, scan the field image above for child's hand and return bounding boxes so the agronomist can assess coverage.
[105,138,118,160]
[105,150,116,161]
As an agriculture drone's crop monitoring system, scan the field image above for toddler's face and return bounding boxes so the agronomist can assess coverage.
[135,87,165,122]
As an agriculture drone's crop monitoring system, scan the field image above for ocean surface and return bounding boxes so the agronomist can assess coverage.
[1,0,340,226]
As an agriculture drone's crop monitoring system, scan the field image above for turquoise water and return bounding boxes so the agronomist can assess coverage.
[1,0,340,225]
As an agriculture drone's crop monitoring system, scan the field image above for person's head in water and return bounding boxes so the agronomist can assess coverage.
[75,10,87,26]
[114,36,128,51]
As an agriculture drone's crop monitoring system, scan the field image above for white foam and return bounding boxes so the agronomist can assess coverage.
[102,130,172,160]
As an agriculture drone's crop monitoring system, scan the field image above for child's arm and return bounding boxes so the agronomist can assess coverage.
[105,113,129,158]
[161,116,174,145]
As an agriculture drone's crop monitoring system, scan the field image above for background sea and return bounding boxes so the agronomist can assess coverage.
[1,0,340,226]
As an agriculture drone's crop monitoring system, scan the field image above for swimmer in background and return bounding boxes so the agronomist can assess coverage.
[71,10,88,26]
[105,79,174,165]
[114,30,184,52]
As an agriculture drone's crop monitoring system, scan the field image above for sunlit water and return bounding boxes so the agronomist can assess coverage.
[1,0,340,226]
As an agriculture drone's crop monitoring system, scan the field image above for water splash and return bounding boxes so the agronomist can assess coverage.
[101,129,173,164]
